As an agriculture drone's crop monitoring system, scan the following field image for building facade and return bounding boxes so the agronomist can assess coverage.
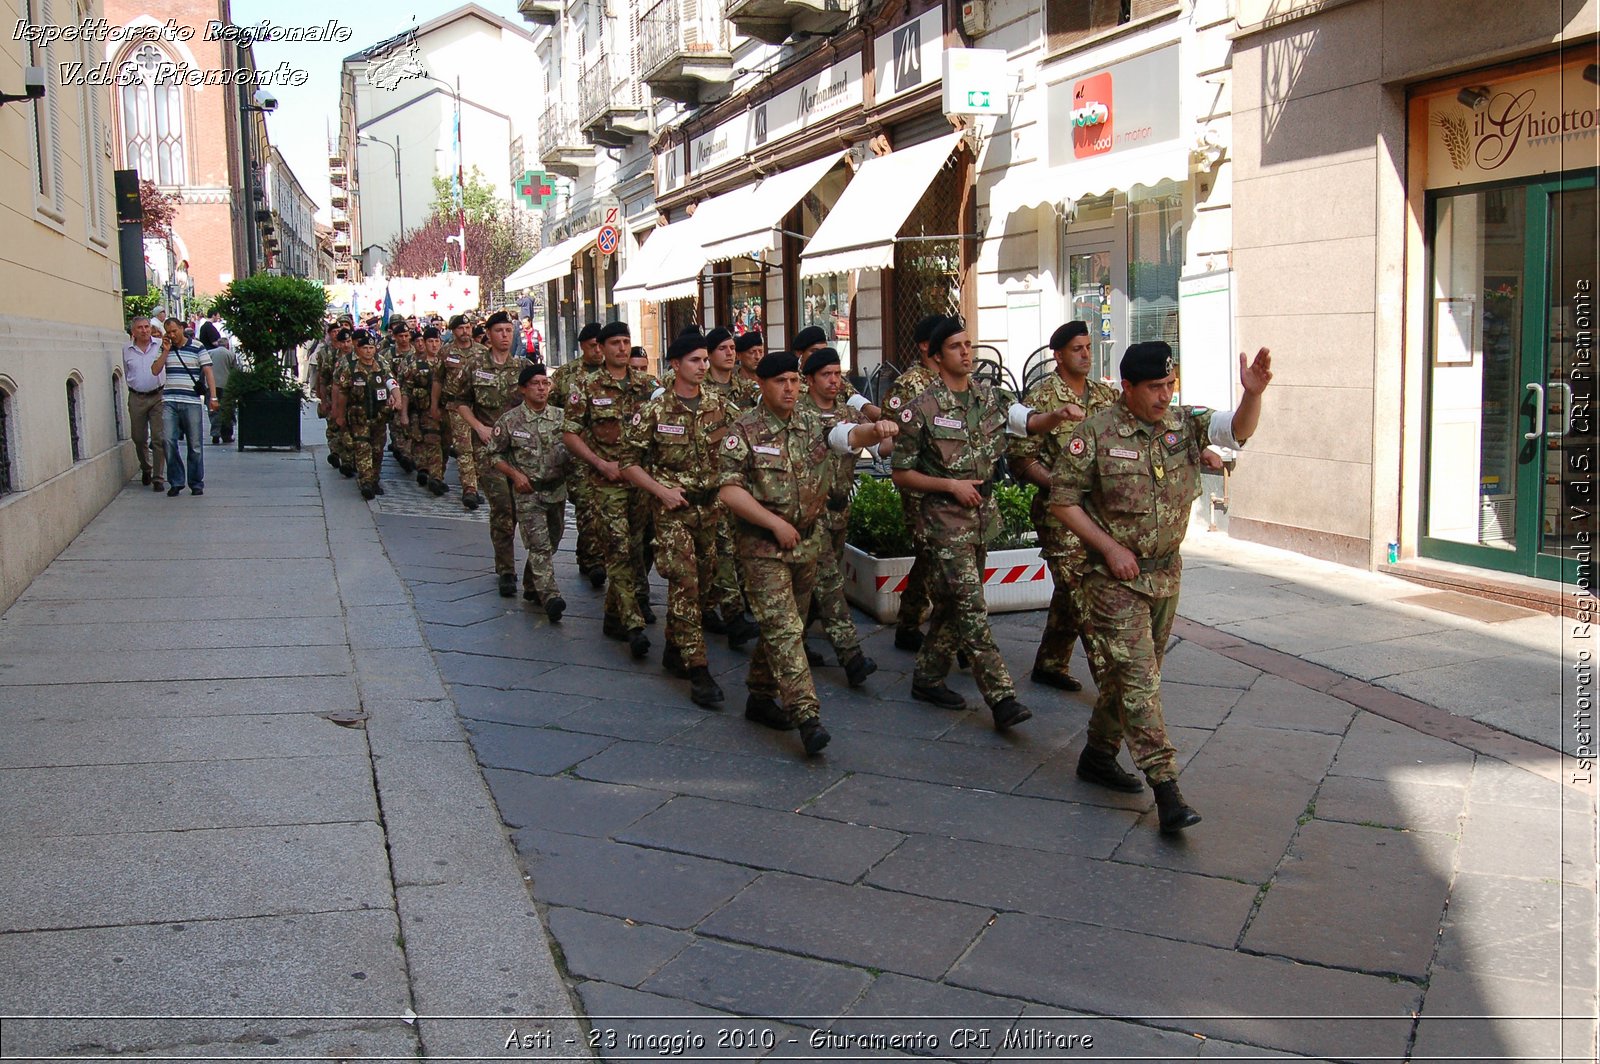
[265,145,319,280]
[1,0,129,612]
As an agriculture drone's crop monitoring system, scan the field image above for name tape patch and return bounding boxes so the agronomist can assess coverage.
[1108,447,1141,460]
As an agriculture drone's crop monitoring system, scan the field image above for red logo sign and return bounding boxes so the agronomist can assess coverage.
[1072,71,1114,159]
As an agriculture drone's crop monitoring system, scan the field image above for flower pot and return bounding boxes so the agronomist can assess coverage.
[236,391,302,451]
[842,543,1053,623]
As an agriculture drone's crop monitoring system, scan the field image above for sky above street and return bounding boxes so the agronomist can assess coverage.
[231,0,527,221]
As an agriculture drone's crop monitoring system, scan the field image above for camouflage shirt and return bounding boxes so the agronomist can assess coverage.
[1047,401,1214,598]
[399,351,439,408]
[1009,373,1121,562]
[890,378,1015,544]
[444,348,528,427]
[490,403,571,504]
[705,371,759,410]
[550,358,604,409]
[718,402,839,562]
[799,392,865,531]
[881,363,935,417]
[561,365,656,464]
[621,386,740,498]
[334,353,396,426]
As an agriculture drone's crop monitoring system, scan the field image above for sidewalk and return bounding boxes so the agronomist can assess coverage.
[1,413,1595,1063]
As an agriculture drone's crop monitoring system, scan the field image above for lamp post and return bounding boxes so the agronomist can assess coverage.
[358,132,403,248]
[421,72,466,271]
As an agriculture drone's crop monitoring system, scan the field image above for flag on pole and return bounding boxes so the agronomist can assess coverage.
[382,286,394,329]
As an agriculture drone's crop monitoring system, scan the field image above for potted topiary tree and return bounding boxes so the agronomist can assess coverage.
[213,274,326,451]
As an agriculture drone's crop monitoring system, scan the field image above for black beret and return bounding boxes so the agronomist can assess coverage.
[756,351,800,379]
[630,346,648,360]
[791,325,826,351]
[666,332,707,361]
[352,329,376,346]
[802,347,840,377]
[517,364,548,387]
[734,330,764,353]
[1120,341,1176,385]
[912,314,947,346]
[577,322,603,343]
[703,326,733,352]
[390,319,410,332]
[421,325,441,339]
[334,328,353,342]
[448,314,468,329]
[1049,321,1090,350]
[598,321,631,342]
[927,317,967,354]
[485,310,512,329]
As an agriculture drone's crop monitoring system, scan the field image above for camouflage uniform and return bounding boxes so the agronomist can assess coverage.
[440,339,491,494]
[386,342,416,466]
[490,402,570,601]
[446,349,529,577]
[317,345,351,467]
[551,357,607,576]
[705,372,760,410]
[1010,374,1121,681]
[718,401,844,726]
[400,350,444,482]
[703,371,760,623]
[891,378,1020,708]
[334,353,396,490]
[882,363,938,634]
[622,387,739,667]
[1048,401,1215,784]
[799,392,865,661]
[563,366,656,630]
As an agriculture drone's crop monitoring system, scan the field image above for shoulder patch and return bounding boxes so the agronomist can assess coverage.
[900,408,914,423]
[887,395,901,409]
[1068,437,1086,456]
[632,412,642,425]
[569,392,581,407]
[725,433,740,449]
[1163,431,1180,448]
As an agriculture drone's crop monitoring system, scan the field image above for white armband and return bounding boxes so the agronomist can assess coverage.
[827,423,858,453]
[864,441,883,461]
[650,386,665,400]
[1208,409,1244,450]
[846,393,870,412]
[1006,402,1033,437]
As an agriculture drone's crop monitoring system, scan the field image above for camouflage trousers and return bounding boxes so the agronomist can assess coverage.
[810,518,860,661]
[512,493,565,602]
[1034,555,1098,681]
[569,471,604,574]
[914,543,1017,708]
[472,444,516,576]
[349,417,388,489]
[712,512,747,623]
[449,411,478,493]
[407,406,444,480]
[895,493,932,633]
[594,479,651,630]
[318,401,343,462]
[1080,571,1179,784]
[739,538,822,725]
[391,419,411,461]
[654,502,718,667]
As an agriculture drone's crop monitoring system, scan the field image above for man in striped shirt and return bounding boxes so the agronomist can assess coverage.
[160,318,219,497]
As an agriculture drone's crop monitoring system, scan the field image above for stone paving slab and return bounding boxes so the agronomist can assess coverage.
[486,769,670,836]
[0,593,344,624]
[0,644,352,686]
[616,795,904,882]
[1003,1004,1217,1060]
[0,674,361,720]
[547,906,693,988]
[1327,710,1478,788]
[574,980,810,1062]
[1311,772,1466,835]
[1457,801,1598,889]
[0,615,348,652]
[575,739,845,811]
[1226,674,1359,735]
[832,973,1027,1062]
[449,683,595,728]
[1409,967,1598,1064]
[639,938,875,1020]
[465,719,618,775]
[0,711,366,769]
[1436,871,1599,988]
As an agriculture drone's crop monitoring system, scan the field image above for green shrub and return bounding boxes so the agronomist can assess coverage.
[992,481,1038,550]
[213,274,325,415]
[123,292,160,328]
[846,474,915,558]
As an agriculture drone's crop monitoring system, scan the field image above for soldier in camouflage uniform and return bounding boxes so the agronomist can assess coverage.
[734,330,764,387]
[385,322,418,473]
[793,325,882,419]
[331,330,400,499]
[551,323,607,585]
[718,350,899,757]
[1009,321,1119,692]
[434,315,491,510]
[621,335,737,707]
[562,321,659,658]
[446,311,530,596]
[890,318,1079,731]
[1050,341,1273,832]
[311,322,342,468]
[320,327,357,476]
[489,363,572,621]
[401,326,448,495]
[700,327,761,647]
[798,347,878,688]
[881,314,948,651]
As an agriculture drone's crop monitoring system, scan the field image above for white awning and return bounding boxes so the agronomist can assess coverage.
[644,191,748,300]
[697,152,847,265]
[799,131,963,278]
[503,231,595,293]
[612,212,707,303]
[988,141,1192,217]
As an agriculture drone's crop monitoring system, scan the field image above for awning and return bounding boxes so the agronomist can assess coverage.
[989,140,1192,217]
[799,131,963,278]
[644,191,748,300]
[502,231,595,292]
[697,152,846,265]
[613,213,707,303]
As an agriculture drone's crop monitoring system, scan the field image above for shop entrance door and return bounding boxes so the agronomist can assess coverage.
[1066,243,1118,382]
[1421,175,1596,582]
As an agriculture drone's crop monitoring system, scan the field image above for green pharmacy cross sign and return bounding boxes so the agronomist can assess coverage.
[967,90,991,109]
[516,170,555,209]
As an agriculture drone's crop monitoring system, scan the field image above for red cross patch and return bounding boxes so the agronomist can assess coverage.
[1068,437,1086,456]
[570,393,581,407]
[900,409,913,423]
[888,395,901,409]
[725,433,739,449]
[1163,432,1180,448]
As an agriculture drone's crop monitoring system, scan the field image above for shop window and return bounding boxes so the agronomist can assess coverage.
[890,159,963,367]
[0,387,14,496]
[713,256,766,336]
[112,371,126,440]
[66,378,82,462]
[662,298,697,347]
[1127,181,1184,366]
[794,167,857,365]
[1045,0,1174,52]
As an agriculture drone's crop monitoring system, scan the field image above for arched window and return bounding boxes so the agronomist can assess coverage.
[112,371,126,440]
[118,43,185,185]
[66,378,83,462]
[0,384,15,496]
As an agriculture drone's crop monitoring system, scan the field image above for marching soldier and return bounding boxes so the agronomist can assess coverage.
[562,321,659,658]
[734,330,764,386]
[311,321,341,468]
[1008,321,1121,692]
[489,363,572,621]
[320,326,356,477]
[701,326,761,647]
[331,329,401,499]
[882,314,950,651]
[1050,341,1273,832]
[401,325,449,496]
[386,321,419,473]
[446,310,530,595]
[434,314,492,511]
[718,350,899,757]
[620,333,739,708]
[552,322,607,586]
[889,318,1081,731]
[794,325,882,419]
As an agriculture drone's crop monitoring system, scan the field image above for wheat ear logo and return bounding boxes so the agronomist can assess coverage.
[1433,111,1470,171]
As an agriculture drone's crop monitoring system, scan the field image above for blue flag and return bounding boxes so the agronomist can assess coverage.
[382,287,393,329]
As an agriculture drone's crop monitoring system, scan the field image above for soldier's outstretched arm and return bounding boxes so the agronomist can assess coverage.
[1229,347,1273,443]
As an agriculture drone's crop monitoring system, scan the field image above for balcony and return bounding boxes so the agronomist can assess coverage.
[578,52,649,149]
[332,218,350,232]
[726,0,851,45]
[539,100,595,179]
[333,236,351,253]
[516,0,559,24]
[330,164,347,188]
[640,0,735,105]
[330,191,348,209]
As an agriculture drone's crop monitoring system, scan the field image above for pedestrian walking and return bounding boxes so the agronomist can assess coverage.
[121,315,167,491]
[205,336,240,445]
[159,318,218,497]
[332,330,400,500]
[489,364,572,620]
[551,322,607,586]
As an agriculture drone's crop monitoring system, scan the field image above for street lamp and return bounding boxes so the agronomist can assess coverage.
[357,132,402,245]
[420,72,466,269]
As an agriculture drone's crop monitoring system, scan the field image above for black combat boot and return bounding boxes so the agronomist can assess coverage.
[911,681,966,710]
[1075,746,1144,792]
[587,568,606,588]
[726,615,759,649]
[893,627,923,651]
[417,470,429,486]
[798,718,831,756]
[661,643,688,678]
[990,697,1033,732]
[701,609,727,635]
[842,652,877,688]
[744,694,791,730]
[545,596,566,623]
[688,666,724,708]
[497,573,517,597]
[628,627,650,659]
[602,614,627,641]
[639,599,657,625]
[804,644,824,665]
[461,490,482,510]
[1031,664,1083,692]
[1153,781,1202,833]
[428,477,448,496]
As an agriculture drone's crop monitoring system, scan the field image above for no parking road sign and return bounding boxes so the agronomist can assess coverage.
[596,224,621,256]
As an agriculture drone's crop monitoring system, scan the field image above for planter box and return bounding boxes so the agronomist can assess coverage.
[841,543,1053,623]
[236,392,302,451]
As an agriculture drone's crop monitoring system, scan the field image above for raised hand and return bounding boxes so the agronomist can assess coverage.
[1239,348,1273,395]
